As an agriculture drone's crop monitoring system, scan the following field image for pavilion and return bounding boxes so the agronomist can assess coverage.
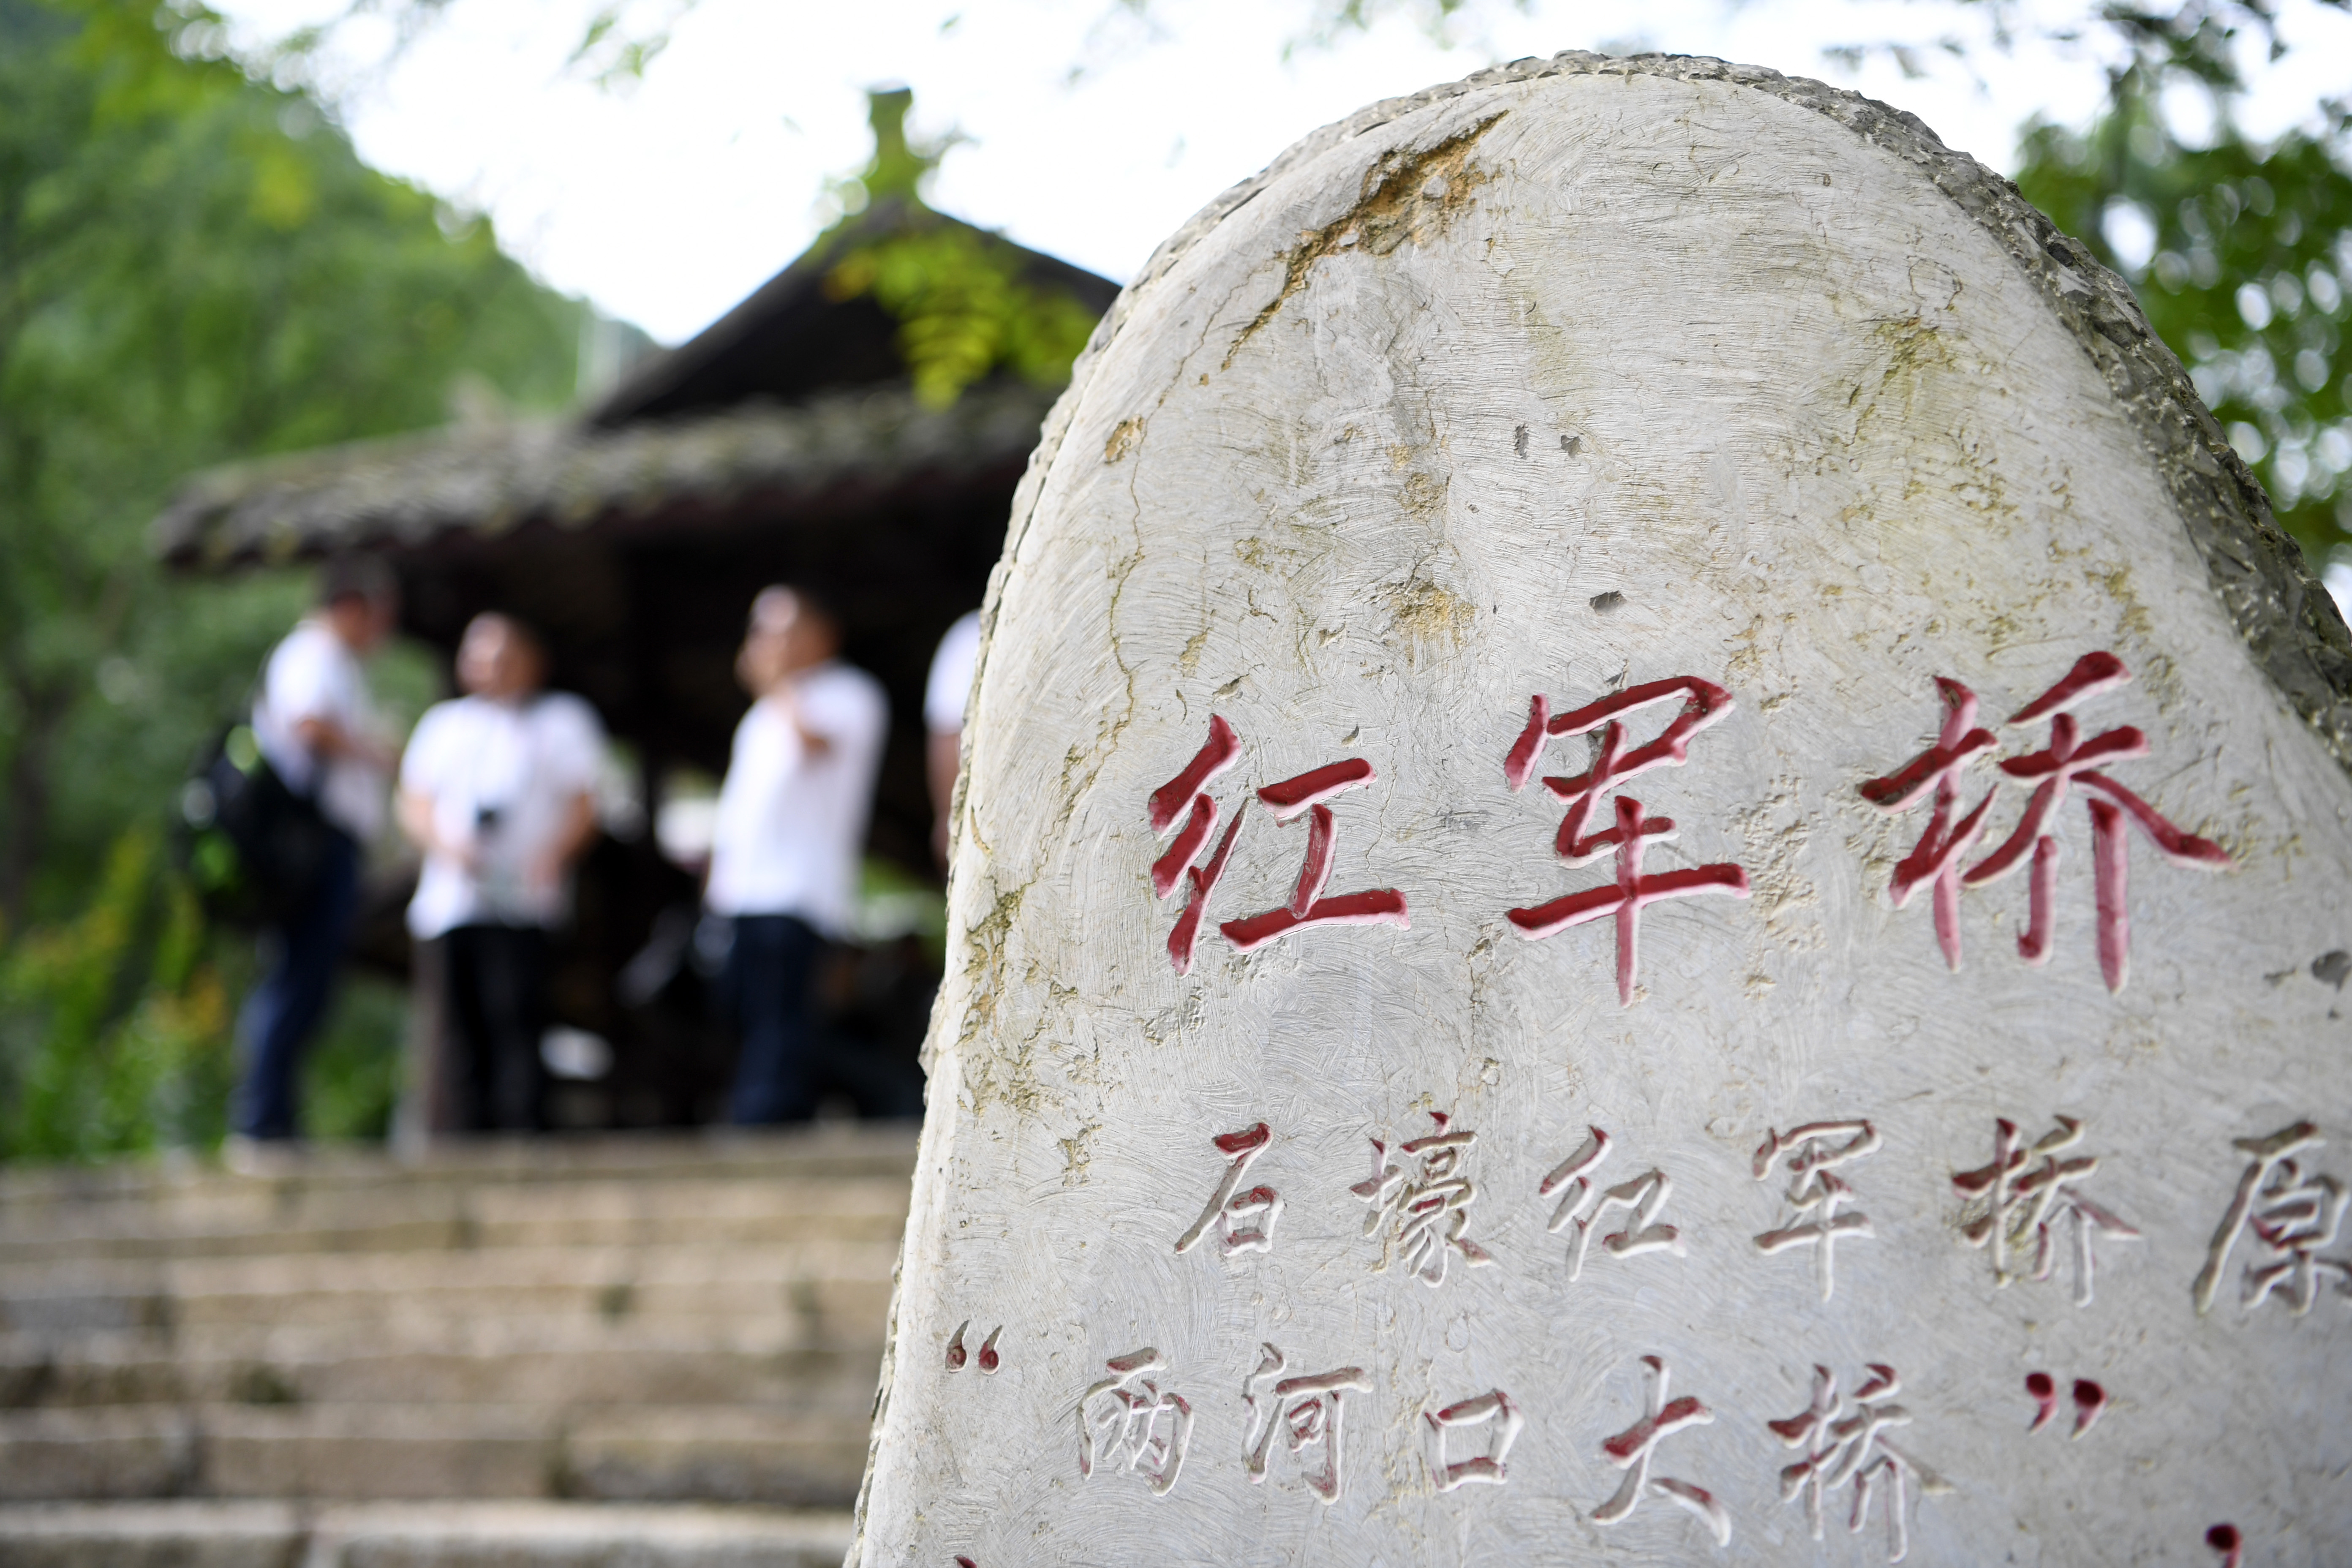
[152,189,1120,1128]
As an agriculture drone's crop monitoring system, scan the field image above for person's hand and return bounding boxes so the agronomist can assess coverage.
[445,832,485,875]
[769,684,834,757]
[526,847,567,897]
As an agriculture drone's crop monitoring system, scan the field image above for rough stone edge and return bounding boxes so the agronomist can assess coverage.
[848,46,2352,1564]
[1002,49,2352,781]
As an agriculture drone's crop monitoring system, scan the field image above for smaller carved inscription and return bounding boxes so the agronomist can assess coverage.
[1353,1112,1497,1287]
[1174,1122,1283,1258]
[1752,1121,1881,1301]
[2031,1375,2103,1437]
[1243,1345,1370,1505]
[1424,1389,1525,1491]
[945,1320,1002,1375]
[1592,1354,1730,1548]
[1769,1364,1938,1565]
[2193,1120,2352,1316]
[1540,1125,1685,1280]
[1953,1116,2140,1306]
[1077,1348,1192,1495]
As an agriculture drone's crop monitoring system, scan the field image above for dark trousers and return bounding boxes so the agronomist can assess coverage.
[444,923,549,1132]
[726,913,822,1125]
[233,828,360,1141]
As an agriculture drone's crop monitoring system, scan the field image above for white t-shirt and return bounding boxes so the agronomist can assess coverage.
[923,611,983,734]
[399,691,608,938]
[705,661,889,934]
[253,618,387,842]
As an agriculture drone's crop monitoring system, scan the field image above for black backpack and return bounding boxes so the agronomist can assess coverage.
[176,722,337,927]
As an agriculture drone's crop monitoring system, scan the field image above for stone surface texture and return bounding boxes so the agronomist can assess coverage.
[854,52,2352,1567]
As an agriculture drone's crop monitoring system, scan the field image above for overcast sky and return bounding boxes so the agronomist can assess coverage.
[211,0,2352,346]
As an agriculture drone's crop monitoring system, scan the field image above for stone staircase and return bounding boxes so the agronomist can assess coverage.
[0,1128,915,1565]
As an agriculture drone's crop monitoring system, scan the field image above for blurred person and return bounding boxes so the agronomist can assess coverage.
[397,614,604,1132]
[230,558,401,1156]
[706,587,887,1124]
[924,609,982,869]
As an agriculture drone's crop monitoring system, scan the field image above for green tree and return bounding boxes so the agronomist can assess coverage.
[819,88,1100,408]
[2012,67,2349,561]
[0,0,583,1158]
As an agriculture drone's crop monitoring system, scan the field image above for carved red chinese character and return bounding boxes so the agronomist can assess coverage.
[1174,1122,1282,1258]
[1077,1348,1192,1495]
[2193,1121,2352,1317]
[1952,1115,2140,1307]
[1220,758,1408,951]
[1769,1363,1942,1564]
[1244,1345,1369,1505]
[1148,715,1245,975]
[1502,678,1750,1004]
[1147,719,1407,973]
[1961,653,2231,991]
[1424,1389,1525,1491]
[1352,1112,1495,1286]
[1592,1354,1730,1546]
[1859,679,1998,970]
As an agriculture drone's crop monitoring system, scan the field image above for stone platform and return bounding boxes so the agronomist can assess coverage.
[0,1129,915,1563]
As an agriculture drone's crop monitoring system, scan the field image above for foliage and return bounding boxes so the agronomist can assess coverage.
[2009,35,2351,558]
[301,973,408,1141]
[0,0,584,1160]
[819,89,1101,409]
[0,827,233,1161]
[825,221,1101,409]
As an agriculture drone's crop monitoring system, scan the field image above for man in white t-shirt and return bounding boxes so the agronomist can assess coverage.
[233,558,400,1149]
[706,586,888,1124]
[397,614,605,1132]
[924,608,981,869]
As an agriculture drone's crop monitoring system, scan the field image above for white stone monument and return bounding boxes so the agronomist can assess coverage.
[851,53,2352,1567]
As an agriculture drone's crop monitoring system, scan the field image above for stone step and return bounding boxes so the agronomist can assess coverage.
[0,1171,914,1266]
[0,1128,916,1209]
[0,1331,879,1413]
[0,1407,197,1500]
[0,1242,897,1339]
[0,1405,868,1505]
[0,1501,852,1568]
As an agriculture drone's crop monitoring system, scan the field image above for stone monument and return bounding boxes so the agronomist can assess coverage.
[851,52,2352,1566]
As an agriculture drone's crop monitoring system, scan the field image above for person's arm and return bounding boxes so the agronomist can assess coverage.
[530,790,600,891]
[527,700,607,891]
[768,683,834,758]
[296,716,399,773]
[396,787,474,870]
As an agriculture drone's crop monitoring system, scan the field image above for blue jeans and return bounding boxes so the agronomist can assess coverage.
[725,913,822,1125]
[232,828,360,1141]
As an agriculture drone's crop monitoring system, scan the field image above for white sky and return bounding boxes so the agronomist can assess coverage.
[212,0,2352,346]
